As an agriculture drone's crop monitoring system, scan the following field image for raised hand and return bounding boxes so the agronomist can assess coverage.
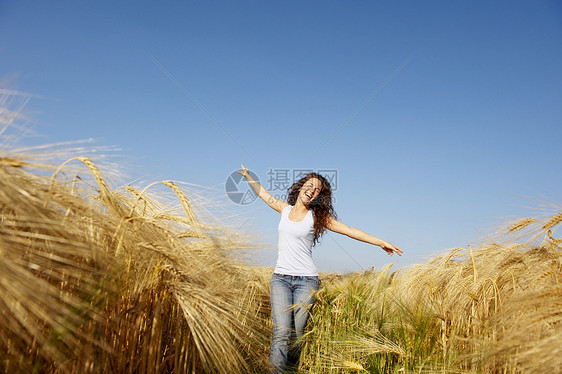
[237,164,250,179]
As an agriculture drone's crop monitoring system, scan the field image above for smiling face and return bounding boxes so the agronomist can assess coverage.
[298,177,322,206]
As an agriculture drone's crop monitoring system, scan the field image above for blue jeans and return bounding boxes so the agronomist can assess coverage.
[269,273,320,373]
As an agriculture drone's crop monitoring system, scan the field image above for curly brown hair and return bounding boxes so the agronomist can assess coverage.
[287,172,337,246]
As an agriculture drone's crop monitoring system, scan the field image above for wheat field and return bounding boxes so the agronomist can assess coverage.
[1,93,561,373]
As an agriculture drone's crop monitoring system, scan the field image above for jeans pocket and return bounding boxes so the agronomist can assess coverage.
[305,276,320,290]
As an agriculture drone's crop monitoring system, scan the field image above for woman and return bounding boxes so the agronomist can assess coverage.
[238,165,402,373]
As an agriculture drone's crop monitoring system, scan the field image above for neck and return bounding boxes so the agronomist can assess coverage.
[293,200,309,213]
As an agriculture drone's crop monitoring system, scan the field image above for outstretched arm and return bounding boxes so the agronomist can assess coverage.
[327,217,403,256]
[237,164,289,213]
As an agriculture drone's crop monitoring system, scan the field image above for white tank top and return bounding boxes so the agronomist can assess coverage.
[274,205,318,276]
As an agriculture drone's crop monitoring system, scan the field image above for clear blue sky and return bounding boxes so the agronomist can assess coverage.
[1,1,561,272]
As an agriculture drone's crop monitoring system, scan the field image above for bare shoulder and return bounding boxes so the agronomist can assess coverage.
[277,201,290,213]
[266,198,289,214]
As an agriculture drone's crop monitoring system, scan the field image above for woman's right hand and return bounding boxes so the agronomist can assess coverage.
[237,164,250,179]
[236,164,289,213]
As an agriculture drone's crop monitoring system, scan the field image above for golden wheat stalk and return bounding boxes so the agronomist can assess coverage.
[0,143,269,373]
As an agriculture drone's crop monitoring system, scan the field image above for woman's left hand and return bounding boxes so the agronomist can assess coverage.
[381,241,403,256]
